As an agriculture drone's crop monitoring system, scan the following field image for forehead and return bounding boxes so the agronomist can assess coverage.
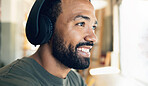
[61,0,93,11]
[60,0,96,21]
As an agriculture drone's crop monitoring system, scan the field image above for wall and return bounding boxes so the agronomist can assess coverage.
[0,0,34,65]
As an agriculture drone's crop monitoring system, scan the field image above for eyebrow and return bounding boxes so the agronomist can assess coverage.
[73,15,98,25]
[73,15,90,21]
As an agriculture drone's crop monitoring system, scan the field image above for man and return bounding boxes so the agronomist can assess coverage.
[0,0,97,85]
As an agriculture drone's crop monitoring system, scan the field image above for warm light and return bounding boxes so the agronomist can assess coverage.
[91,0,108,9]
[90,67,120,75]
[30,45,40,51]
[23,21,26,28]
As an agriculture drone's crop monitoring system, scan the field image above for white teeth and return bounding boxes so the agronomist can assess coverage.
[77,48,82,51]
[77,48,89,53]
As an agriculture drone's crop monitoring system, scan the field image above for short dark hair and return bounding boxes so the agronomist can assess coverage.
[40,0,91,29]
[40,0,62,29]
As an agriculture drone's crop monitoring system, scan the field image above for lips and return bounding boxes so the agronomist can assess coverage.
[77,46,92,57]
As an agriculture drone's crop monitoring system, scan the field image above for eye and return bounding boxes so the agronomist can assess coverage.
[76,22,85,27]
[92,26,97,30]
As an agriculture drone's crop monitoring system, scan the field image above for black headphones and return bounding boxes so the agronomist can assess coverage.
[26,0,53,45]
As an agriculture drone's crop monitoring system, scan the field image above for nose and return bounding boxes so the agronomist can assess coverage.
[84,29,97,43]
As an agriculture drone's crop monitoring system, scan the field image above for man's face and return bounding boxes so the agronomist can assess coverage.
[52,0,97,69]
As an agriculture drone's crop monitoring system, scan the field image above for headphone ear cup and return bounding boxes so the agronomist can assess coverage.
[37,14,53,44]
[26,0,52,45]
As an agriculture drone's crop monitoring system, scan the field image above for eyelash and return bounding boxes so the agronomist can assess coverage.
[76,22,85,27]
[76,22,97,30]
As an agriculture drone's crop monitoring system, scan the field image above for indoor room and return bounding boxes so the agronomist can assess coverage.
[0,0,148,86]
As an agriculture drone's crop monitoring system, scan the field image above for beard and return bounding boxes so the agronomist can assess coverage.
[52,32,94,70]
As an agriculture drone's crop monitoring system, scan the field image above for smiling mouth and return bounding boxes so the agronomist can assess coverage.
[77,46,92,57]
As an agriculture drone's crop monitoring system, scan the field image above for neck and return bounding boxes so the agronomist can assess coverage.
[30,44,71,79]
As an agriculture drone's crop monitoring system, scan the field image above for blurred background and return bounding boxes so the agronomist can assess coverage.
[0,0,148,86]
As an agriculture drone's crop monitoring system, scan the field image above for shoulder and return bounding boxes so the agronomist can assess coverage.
[0,58,39,86]
[0,58,34,77]
[0,76,38,86]
[67,70,86,86]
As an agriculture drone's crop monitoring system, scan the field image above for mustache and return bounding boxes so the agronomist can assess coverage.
[76,41,94,48]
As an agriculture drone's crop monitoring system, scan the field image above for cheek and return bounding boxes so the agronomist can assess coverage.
[63,29,84,46]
